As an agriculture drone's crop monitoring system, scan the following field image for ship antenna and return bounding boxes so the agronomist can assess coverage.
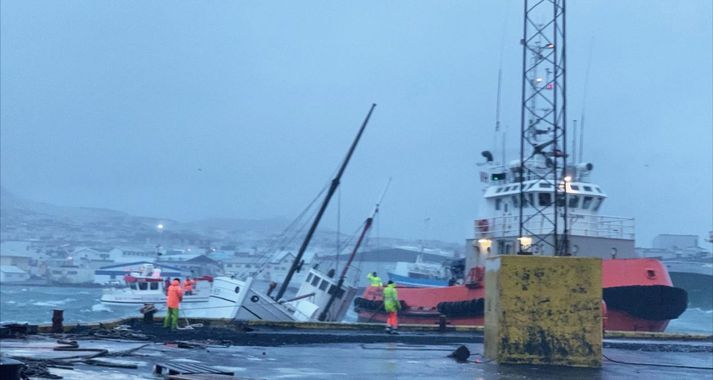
[572,119,577,168]
[580,37,593,163]
[495,5,509,166]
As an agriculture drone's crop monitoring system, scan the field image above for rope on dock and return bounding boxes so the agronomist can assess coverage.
[602,353,713,370]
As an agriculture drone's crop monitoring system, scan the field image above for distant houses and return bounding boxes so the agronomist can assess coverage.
[0,238,456,288]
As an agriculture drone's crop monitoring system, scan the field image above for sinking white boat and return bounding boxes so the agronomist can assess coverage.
[181,106,374,323]
[181,267,357,322]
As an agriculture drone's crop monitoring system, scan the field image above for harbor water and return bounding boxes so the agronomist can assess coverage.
[1,284,711,334]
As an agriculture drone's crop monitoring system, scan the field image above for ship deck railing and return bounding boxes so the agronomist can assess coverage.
[475,213,635,240]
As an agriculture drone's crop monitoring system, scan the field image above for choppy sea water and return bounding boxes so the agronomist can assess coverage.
[1,284,711,334]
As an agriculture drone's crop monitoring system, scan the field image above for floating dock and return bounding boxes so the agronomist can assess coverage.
[1,318,711,379]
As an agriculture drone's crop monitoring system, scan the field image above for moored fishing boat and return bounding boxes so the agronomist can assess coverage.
[100,264,212,307]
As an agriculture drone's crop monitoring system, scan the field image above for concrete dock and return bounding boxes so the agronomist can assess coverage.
[1,318,711,379]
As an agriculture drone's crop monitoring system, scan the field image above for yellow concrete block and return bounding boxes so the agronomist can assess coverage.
[484,255,602,367]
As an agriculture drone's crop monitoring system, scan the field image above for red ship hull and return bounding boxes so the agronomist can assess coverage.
[355,258,687,332]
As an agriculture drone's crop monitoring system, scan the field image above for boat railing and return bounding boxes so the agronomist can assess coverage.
[475,213,635,240]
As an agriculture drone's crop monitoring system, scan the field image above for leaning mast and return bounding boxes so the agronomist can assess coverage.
[275,104,377,300]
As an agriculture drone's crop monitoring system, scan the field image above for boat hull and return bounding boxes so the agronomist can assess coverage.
[356,258,688,332]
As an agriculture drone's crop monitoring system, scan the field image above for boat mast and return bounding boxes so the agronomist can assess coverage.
[518,0,569,255]
[317,180,389,321]
[275,103,377,301]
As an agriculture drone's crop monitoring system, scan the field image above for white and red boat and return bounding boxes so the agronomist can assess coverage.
[100,264,212,307]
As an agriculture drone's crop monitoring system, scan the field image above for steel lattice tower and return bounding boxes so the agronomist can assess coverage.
[518,0,569,256]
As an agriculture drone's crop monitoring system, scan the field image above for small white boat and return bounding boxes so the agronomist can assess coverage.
[100,264,211,307]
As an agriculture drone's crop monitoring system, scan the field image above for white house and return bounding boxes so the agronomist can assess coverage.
[0,241,38,273]
[47,265,94,284]
[0,265,31,283]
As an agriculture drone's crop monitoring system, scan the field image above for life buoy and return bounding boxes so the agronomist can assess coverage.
[477,219,489,232]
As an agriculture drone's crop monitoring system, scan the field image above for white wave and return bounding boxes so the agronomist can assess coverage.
[32,301,64,307]
[687,307,713,314]
[91,303,112,312]
[31,298,77,307]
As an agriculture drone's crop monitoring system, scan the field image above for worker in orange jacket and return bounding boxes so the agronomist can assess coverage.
[184,277,194,295]
[163,278,183,330]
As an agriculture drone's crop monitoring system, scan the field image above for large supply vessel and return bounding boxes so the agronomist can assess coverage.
[354,2,687,332]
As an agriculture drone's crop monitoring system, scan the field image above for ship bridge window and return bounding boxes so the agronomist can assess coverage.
[495,198,502,211]
[527,183,536,189]
[538,192,552,206]
[568,196,580,208]
[496,187,503,193]
[130,283,138,290]
[582,196,593,209]
[539,183,550,188]
[583,186,592,192]
[570,185,580,191]
[512,196,519,208]
[139,282,148,290]
[306,273,313,283]
[150,282,159,290]
[319,279,330,291]
[592,197,603,211]
[311,275,321,286]
[595,187,602,193]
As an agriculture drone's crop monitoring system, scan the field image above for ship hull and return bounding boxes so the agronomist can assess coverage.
[356,258,687,332]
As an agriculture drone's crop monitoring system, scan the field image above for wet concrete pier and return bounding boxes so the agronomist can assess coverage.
[1,318,711,379]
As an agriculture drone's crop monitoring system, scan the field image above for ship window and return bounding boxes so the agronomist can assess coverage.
[306,273,313,283]
[130,283,137,290]
[150,282,159,290]
[592,197,603,211]
[497,240,505,254]
[311,275,320,286]
[496,187,503,193]
[539,182,551,188]
[495,198,502,210]
[139,282,148,290]
[527,183,536,189]
[583,186,592,191]
[582,196,593,209]
[595,187,602,193]
[568,196,580,208]
[319,279,329,291]
[570,185,580,191]
[512,196,519,208]
[538,193,552,206]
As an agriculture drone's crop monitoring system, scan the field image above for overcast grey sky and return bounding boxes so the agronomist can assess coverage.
[1,1,711,246]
